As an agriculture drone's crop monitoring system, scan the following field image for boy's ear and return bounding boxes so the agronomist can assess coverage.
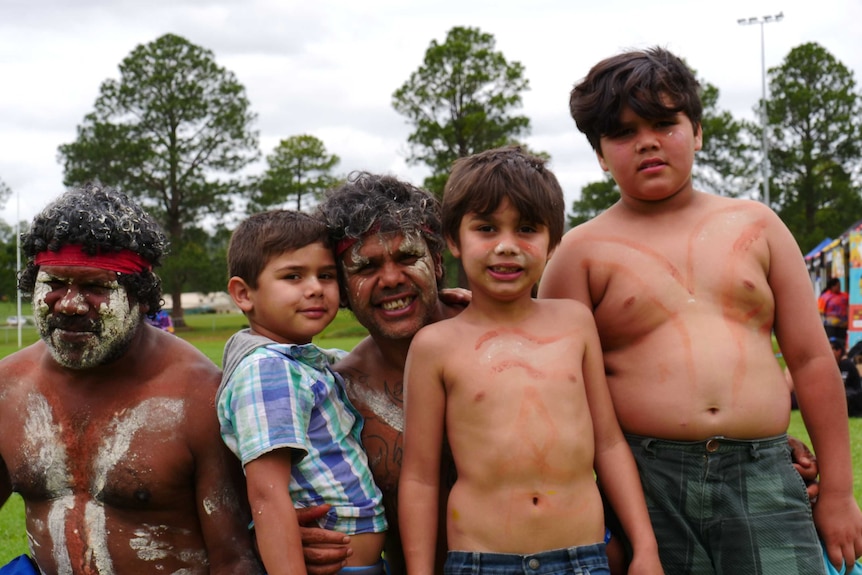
[227,276,255,313]
[694,123,703,152]
[596,151,609,172]
[446,236,461,259]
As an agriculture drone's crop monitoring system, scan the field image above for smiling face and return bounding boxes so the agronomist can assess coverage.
[449,197,551,303]
[341,231,441,342]
[597,104,702,204]
[232,242,340,345]
[33,266,142,369]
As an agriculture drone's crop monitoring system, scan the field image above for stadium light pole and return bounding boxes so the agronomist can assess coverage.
[737,11,783,207]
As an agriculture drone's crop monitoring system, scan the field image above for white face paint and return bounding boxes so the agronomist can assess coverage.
[33,270,142,369]
[85,501,115,573]
[22,393,71,495]
[22,394,197,574]
[47,496,74,574]
[129,524,207,568]
[343,378,403,433]
[92,398,184,496]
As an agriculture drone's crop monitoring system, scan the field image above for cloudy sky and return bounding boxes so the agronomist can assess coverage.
[1,0,860,226]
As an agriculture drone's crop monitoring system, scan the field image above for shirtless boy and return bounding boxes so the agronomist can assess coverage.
[539,47,862,573]
[399,146,663,575]
[0,184,261,574]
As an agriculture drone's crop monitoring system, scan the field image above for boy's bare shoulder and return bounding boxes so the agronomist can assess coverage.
[536,296,591,313]
[535,297,596,325]
[413,313,464,342]
[555,203,623,250]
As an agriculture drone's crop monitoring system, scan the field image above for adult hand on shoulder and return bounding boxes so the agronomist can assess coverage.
[296,505,353,575]
[439,288,471,308]
[788,435,820,503]
[813,491,862,571]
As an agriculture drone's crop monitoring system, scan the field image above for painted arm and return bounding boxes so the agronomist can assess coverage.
[769,211,862,568]
[579,307,663,574]
[399,328,446,575]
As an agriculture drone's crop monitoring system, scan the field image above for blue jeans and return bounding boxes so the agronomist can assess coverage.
[444,544,609,575]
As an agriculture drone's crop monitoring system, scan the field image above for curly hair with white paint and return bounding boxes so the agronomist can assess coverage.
[18,183,169,314]
[318,171,446,306]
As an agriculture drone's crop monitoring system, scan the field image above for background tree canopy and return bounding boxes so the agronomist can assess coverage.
[392,26,533,197]
[249,135,340,213]
[767,42,862,251]
[2,30,851,323]
[57,33,259,325]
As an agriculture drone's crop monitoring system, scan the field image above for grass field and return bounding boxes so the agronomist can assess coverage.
[0,302,860,561]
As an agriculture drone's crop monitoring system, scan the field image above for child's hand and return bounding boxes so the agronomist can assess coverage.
[788,436,820,503]
[625,551,665,575]
[813,491,862,570]
[296,505,353,575]
[438,288,471,308]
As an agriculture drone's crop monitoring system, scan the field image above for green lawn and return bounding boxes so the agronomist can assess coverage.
[1,302,861,561]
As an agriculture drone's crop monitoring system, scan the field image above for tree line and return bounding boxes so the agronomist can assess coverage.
[0,29,859,322]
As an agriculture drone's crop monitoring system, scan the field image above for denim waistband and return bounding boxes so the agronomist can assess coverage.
[339,559,386,575]
[446,543,607,572]
[625,433,788,455]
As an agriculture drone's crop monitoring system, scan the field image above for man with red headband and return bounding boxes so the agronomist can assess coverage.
[0,184,262,574]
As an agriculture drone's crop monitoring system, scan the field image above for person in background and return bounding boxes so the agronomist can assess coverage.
[313,173,464,575]
[829,337,862,417]
[820,278,849,343]
[146,308,174,332]
[0,183,262,574]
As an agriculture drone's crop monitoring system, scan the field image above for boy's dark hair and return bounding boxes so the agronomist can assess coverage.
[318,172,445,307]
[443,145,565,250]
[228,210,329,288]
[570,46,703,153]
[19,183,168,314]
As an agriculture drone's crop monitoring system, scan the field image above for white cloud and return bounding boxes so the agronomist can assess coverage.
[0,0,860,225]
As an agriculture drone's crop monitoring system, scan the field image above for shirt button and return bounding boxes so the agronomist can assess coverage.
[528,558,540,569]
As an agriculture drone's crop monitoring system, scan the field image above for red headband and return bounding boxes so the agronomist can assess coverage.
[34,244,152,274]
[335,224,381,258]
[334,225,434,258]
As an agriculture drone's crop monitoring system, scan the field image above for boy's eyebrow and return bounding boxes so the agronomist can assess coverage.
[273,262,337,273]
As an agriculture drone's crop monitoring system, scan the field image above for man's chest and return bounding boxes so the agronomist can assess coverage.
[343,372,404,493]
[4,392,192,507]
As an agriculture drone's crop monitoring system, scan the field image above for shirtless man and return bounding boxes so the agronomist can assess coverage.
[312,172,464,575]
[539,47,861,573]
[0,185,262,574]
